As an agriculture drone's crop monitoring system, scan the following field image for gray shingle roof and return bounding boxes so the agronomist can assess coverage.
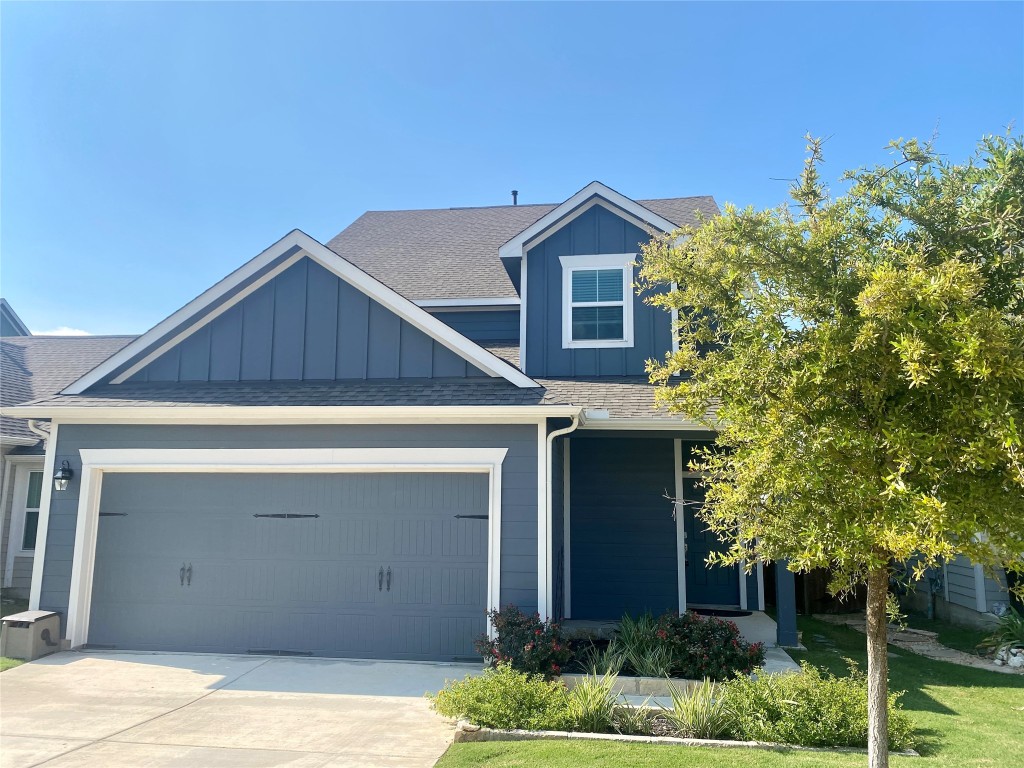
[1,335,135,442]
[327,196,719,301]
[16,380,551,409]
[13,375,716,426]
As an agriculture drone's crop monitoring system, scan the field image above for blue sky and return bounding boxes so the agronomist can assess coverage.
[2,2,1021,335]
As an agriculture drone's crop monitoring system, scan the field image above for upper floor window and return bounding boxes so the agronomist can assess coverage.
[560,254,635,348]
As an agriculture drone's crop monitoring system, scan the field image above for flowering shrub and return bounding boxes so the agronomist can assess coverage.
[655,611,765,680]
[474,605,573,679]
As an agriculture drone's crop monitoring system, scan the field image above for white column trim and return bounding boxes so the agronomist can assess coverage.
[562,439,572,619]
[674,439,687,613]
[28,424,58,610]
[974,563,988,613]
[537,423,549,619]
[62,446,508,649]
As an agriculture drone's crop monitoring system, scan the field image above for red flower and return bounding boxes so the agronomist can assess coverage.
[551,664,560,673]
[535,629,543,636]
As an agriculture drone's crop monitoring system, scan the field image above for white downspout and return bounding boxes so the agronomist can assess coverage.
[545,412,582,619]
[27,420,50,441]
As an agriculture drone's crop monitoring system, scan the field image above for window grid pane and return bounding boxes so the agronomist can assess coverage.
[572,306,625,341]
[22,511,38,550]
[571,269,623,303]
[26,471,43,509]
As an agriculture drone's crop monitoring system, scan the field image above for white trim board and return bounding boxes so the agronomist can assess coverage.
[62,447,508,649]
[416,298,520,308]
[64,230,538,393]
[498,182,678,261]
[5,406,581,423]
[28,424,58,610]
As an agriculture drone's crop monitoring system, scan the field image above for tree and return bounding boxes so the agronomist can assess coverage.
[639,134,1024,768]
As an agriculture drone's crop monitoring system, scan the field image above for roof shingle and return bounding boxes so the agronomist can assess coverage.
[327,196,719,301]
[1,335,135,442]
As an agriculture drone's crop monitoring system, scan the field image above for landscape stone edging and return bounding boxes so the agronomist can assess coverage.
[454,721,920,757]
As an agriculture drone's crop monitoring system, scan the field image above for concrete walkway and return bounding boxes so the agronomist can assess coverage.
[0,651,479,768]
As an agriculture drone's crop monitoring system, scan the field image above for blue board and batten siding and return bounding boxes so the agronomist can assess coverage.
[428,310,520,342]
[569,436,679,619]
[39,423,540,635]
[524,205,670,377]
[128,258,488,382]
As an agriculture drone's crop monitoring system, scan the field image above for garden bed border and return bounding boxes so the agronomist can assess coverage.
[560,672,698,697]
[453,721,920,757]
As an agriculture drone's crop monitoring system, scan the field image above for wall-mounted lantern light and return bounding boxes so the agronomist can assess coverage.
[53,460,73,491]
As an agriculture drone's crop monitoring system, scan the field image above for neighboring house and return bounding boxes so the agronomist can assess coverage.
[1,299,31,338]
[5,182,802,661]
[908,558,1015,628]
[1,332,135,599]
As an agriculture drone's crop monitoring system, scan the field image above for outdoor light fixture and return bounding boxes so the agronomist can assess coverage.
[53,460,73,491]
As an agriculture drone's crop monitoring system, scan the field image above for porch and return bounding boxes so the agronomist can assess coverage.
[550,431,798,647]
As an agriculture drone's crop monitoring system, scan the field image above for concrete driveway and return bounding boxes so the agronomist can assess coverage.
[0,651,479,768]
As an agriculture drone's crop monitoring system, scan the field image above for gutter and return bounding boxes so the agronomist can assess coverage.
[1,405,582,424]
[26,420,50,441]
[544,410,583,616]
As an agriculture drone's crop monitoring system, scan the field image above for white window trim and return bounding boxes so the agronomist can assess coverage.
[559,253,635,349]
[63,447,508,650]
[4,460,44,587]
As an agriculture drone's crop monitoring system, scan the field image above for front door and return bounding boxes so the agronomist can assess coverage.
[682,478,739,606]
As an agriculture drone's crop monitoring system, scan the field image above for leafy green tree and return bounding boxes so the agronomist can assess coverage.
[639,134,1024,767]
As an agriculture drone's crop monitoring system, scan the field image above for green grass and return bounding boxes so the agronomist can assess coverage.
[436,615,1024,768]
[0,656,24,672]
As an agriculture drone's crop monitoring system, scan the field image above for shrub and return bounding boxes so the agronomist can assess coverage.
[579,642,624,676]
[429,664,568,730]
[721,660,915,750]
[475,605,573,679]
[564,673,618,733]
[982,606,1024,655]
[614,700,655,735]
[656,611,765,680]
[666,679,733,739]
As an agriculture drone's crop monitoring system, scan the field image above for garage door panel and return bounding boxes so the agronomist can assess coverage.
[88,472,489,661]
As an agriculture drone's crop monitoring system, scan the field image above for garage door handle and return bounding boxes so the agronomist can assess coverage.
[378,567,384,592]
[386,567,392,592]
[180,563,186,586]
[186,563,193,587]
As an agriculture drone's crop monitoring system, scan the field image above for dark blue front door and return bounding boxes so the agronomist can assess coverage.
[683,479,740,606]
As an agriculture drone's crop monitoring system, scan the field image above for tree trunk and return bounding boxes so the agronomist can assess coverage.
[866,566,890,768]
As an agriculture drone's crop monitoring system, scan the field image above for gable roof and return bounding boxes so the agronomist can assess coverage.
[62,230,538,395]
[327,192,718,301]
[0,299,31,337]
[1,335,134,442]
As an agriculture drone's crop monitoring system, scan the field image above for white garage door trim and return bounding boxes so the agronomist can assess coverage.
[66,447,508,650]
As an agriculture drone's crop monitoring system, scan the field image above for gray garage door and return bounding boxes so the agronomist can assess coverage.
[87,472,489,661]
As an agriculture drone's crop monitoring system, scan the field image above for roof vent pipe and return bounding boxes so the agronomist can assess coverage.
[511,190,518,206]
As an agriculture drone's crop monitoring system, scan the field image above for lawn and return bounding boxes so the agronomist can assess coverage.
[1,597,29,673]
[436,615,1024,768]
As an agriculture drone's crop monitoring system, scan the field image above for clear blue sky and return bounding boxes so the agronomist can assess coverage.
[2,2,1021,335]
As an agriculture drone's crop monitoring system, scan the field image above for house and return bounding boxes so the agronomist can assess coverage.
[1,331,135,600]
[3,182,802,661]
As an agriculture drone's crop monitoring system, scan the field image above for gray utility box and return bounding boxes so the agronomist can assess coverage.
[1,610,61,661]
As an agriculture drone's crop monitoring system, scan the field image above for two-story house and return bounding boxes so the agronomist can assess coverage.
[6,182,800,661]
